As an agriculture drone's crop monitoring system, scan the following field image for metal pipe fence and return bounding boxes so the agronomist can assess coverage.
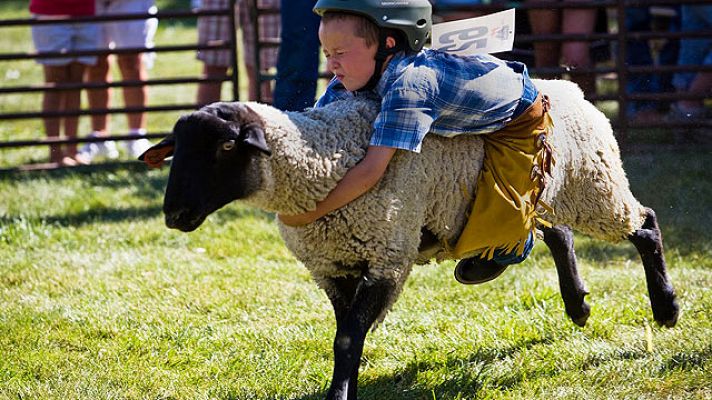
[1,0,711,169]
[0,1,239,154]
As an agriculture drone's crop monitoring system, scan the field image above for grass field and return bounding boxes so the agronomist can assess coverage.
[1,144,710,400]
[1,1,711,399]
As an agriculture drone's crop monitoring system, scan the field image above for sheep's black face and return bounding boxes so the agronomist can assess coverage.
[161,103,271,232]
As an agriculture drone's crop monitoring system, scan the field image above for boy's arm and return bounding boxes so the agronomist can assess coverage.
[278,146,397,226]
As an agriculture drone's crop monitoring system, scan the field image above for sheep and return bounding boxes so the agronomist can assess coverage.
[141,78,679,400]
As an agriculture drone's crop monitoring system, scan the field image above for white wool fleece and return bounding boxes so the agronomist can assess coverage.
[240,79,646,322]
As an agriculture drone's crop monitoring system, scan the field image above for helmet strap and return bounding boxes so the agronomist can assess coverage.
[356,31,403,93]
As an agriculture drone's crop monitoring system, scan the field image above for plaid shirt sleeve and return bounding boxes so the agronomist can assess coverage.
[371,87,438,153]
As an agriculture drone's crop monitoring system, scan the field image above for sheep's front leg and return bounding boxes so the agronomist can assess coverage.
[325,275,395,400]
[322,276,360,399]
[542,225,590,326]
[628,207,679,327]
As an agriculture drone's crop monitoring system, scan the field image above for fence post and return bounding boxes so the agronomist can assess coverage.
[615,0,629,145]
[229,0,240,101]
[251,0,262,103]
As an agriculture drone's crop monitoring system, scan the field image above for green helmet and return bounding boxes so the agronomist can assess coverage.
[313,0,432,52]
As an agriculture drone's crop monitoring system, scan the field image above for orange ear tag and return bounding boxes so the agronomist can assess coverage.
[143,146,174,169]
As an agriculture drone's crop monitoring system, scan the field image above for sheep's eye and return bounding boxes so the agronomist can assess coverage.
[222,140,236,151]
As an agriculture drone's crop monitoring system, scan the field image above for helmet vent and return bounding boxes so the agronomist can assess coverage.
[416,18,427,27]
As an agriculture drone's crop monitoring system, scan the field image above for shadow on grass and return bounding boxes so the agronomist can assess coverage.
[0,161,274,226]
[0,204,163,227]
[286,337,558,400]
[658,345,712,374]
[2,148,710,258]
[0,161,168,201]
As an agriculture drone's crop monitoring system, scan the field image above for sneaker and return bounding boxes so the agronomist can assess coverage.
[76,133,119,163]
[124,137,153,158]
[453,257,509,285]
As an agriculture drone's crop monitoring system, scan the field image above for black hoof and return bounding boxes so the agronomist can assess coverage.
[567,301,591,327]
[654,297,680,328]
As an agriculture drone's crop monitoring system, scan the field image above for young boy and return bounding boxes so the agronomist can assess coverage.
[278,0,554,285]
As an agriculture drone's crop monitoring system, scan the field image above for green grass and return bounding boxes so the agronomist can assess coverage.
[0,147,710,400]
[1,1,711,398]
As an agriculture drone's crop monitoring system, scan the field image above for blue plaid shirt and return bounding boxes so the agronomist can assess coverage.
[315,49,538,152]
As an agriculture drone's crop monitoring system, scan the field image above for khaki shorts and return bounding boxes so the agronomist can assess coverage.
[31,18,100,66]
[95,0,158,67]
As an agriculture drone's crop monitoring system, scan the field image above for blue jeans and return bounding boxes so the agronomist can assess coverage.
[489,231,535,266]
[673,6,712,91]
[625,7,680,114]
[272,0,321,111]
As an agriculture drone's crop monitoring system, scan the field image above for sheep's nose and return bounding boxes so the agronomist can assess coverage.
[165,207,189,228]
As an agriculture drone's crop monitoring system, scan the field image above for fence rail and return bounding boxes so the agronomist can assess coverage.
[1,0,711,170]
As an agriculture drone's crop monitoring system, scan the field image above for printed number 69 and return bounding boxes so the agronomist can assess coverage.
[437,26,488,52]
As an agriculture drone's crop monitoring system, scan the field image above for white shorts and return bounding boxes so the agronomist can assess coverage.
[31,18,100,66]
[95,0,158,67]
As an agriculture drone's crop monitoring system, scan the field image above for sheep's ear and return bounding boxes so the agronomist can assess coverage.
[138,135,175,169]
[241,123,271,156]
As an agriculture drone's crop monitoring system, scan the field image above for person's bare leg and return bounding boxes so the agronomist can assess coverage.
[561,7,597,95]
[246,64,259,101]
[86,55,112,134]
[117,53,147,130]
[260,80,273,104]
[527,0,561,75]
[245,64,274,103]
[196,65,228,106]
[62,62,86,159]
[42,65,68,164]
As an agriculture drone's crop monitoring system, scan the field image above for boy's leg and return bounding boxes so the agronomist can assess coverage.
[454,232,534,285]
[454,258,508,285]
[453,92,552,285]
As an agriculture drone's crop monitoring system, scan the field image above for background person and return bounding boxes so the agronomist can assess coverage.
[78,0,157,163]
[624,6,680,122]
[526,0,604,96]
[29,0,99,166]
[196,0,280,106]
[272,0,321,111]
[669,5,712,122]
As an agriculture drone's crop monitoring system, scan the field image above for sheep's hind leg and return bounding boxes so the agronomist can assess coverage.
[542,225,590,326]
[323,273,396,400]
[628,207,679,327]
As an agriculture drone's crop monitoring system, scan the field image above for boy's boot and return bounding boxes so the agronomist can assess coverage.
[454,257,508,285]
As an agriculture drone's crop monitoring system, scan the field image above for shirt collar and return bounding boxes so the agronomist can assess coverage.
[375,51,407,97]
